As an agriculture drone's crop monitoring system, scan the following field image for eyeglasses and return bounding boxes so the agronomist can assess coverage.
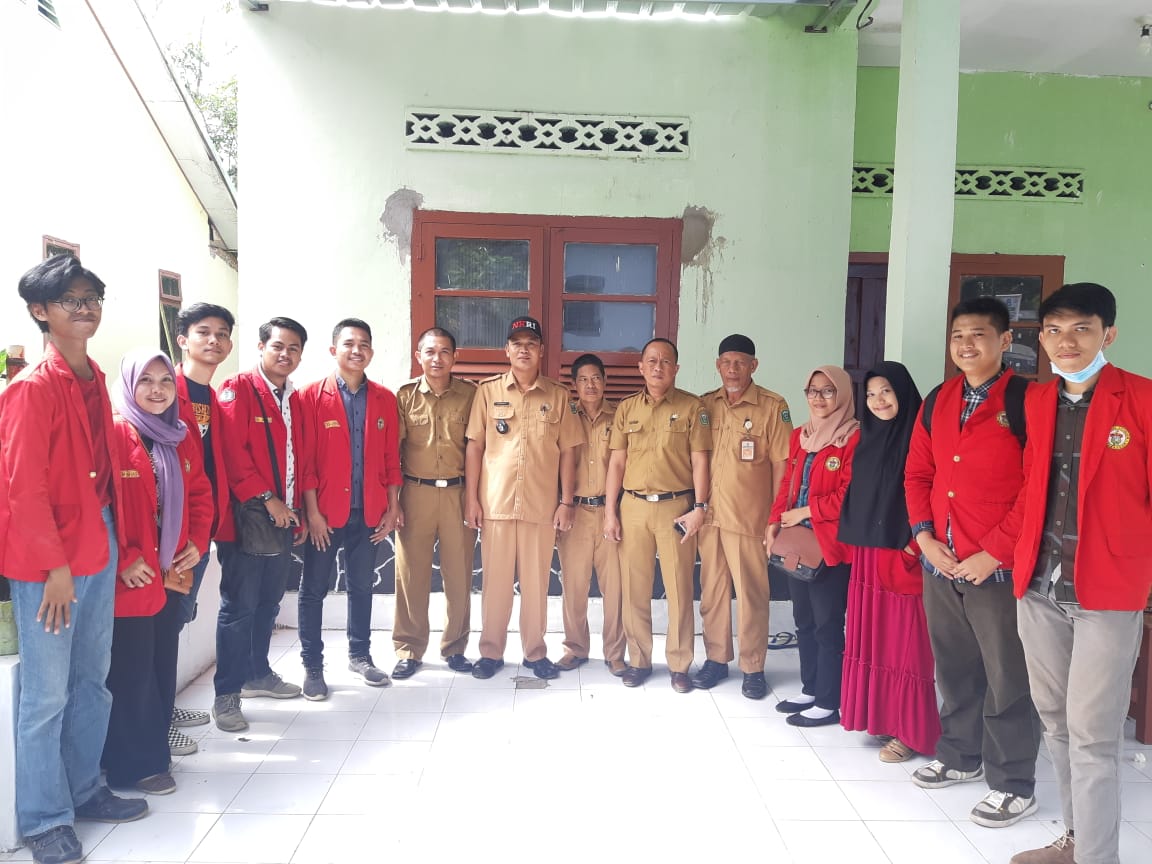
[804,387,837,400]
[50,296,104,313]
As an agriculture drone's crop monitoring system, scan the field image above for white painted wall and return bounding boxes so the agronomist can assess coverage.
[0,0,238,380]
[239,6,858,402]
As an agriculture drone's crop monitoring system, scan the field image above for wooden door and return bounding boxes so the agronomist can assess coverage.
[843,263,888,418]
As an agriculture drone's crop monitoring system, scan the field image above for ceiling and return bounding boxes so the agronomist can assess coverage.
[857,0,1152,78]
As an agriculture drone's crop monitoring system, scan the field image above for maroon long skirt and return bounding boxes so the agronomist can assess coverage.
[840,545,941,756]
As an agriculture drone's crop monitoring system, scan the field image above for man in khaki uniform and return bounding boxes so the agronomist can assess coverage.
[692,334,792,699]
[556,354,626,676]
[604,338,712,693]
[392,327,478,679]
[465,316,580,680]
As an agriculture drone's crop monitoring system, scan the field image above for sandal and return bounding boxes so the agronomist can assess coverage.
[878,738,915,763]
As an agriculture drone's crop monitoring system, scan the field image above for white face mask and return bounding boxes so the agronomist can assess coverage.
[1051,349,1108,385]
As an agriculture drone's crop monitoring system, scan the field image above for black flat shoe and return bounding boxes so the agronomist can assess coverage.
[741,672,768,700]
[471,657,505,679]
[670,672,694,694]
[445,654,473,673]
[775,698,815,714]
[622,666,652,687]
[690,660,729,690]
[522,657,560,680]
[786,709,841,728]
[392,659,422,680]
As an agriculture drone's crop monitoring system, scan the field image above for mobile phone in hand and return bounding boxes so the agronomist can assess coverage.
[673,520,687,537]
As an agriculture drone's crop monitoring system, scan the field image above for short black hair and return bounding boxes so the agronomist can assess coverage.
[571,353,605,380]
[950,296,1010,335]
[641,337,678,362]
[1039,282,1116,328]
[259,316,308,347]
[18,255,106,334]
[332,317,372,344]
[177,302,235,337]
[416,327,457,352]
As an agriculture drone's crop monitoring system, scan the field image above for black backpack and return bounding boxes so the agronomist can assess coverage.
[920,374,1028,447]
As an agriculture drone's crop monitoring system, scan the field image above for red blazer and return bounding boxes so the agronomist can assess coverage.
[298,375,401,529]
[175,367,231,539]
[770,429,858,567]
[216,368,305,542]
[111,418,213,617]
[0,344,124,581]
[905,372,1026,566]
[1012,364,1152,610]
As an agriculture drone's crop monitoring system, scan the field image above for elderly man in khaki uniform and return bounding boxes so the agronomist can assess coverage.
[465,316,580,680]
[556,353,626,676]
[392,327,478,680]
[604,338,712,693]
[692,334,792,699]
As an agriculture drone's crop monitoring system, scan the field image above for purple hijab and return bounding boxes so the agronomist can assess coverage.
[114,350,188,570]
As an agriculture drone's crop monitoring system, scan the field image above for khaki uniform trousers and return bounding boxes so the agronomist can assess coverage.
[393,482,476,660]
[478,519,556,663]
[697,524,771,673]
[619,495,697,673]
[556,505,625,663]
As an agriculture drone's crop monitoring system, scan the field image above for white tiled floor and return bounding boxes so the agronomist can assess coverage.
[5,625,1152,864]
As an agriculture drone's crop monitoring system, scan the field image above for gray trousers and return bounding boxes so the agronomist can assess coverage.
[1017,590,1143,864]
[922,574,1041,797]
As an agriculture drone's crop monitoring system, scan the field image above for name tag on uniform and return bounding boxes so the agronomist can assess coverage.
[255,416,268,423]
[120,469,140,479]
[740,439,755,462]
[324,420,341,429]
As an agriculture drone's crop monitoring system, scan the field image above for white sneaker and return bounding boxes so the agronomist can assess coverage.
[911,759,985,788]
[970,789,1038,828]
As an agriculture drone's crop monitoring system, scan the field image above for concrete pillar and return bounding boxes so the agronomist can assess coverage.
[884,0,960,392]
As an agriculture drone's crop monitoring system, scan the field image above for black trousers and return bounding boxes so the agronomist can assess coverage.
[921,573,1040,798]
[790,563,850,711]
[102,604,181,786]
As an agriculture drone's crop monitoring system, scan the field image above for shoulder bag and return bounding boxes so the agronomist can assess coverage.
[233,379,293,556]
[768,454,826,583]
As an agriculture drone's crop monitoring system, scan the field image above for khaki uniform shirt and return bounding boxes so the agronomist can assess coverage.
[610,387,713,494]
[466,371,581,523]
[397,376,476,480]
[570,399,616,498]
[701,383,793,537]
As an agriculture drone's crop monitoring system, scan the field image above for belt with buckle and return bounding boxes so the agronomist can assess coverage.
[573,495,607,507]
[626,489,693,503]
[403,474,464,488]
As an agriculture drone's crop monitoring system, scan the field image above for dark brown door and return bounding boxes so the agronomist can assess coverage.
[843,263,888,418]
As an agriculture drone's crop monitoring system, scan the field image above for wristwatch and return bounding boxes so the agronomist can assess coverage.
[693,501,709,511]
[257,491,274,502]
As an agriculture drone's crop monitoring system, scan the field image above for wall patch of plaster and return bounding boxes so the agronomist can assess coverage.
[380,188,424,265]
[681,205,725,324]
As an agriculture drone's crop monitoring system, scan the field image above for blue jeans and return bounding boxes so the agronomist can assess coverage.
[10,507,116,838]
[298,509,377,668]
[175,550,211,628]
[214,541,292,696]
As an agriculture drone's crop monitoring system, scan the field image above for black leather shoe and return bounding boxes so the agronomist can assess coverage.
[786,709,841,728]
[471,657,505,679]
[742,672,768,700]
[775,697,815,714]
[522,657,560,680]
[690,660,729,690]
[445,654,473,673]
[622,666,652,687]
[670,671,694,693]
[392,659,422,680]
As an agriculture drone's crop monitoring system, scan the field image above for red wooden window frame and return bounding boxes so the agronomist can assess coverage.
[411,211,682,399]
[42,235,80,259]
[159,270,183,360]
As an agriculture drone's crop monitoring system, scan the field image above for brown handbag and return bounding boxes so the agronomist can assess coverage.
[162,569,194,595]
[768,455,827,583]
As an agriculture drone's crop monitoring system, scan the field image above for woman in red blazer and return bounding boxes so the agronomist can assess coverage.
[767,365,859,728]
[102,351,212,796]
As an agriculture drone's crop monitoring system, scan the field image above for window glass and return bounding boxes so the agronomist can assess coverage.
[562,301,654,352]
[563,243,657,296]
[435,239,530,293]
[436,296,530,348]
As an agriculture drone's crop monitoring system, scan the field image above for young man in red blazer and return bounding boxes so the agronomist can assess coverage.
[163,302,235,752]
[0,256,147,864]
[296,318,401,699]
[1008,283,1152,864]
[904,296,1040,829]
[213,317,307,733]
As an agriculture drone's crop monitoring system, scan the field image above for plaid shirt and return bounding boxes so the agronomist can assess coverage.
[914,367,1011,584]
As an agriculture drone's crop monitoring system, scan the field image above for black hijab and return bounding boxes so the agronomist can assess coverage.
[837,361,923,549]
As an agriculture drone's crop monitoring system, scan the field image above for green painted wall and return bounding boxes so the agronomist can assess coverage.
[851,67,1152,374]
